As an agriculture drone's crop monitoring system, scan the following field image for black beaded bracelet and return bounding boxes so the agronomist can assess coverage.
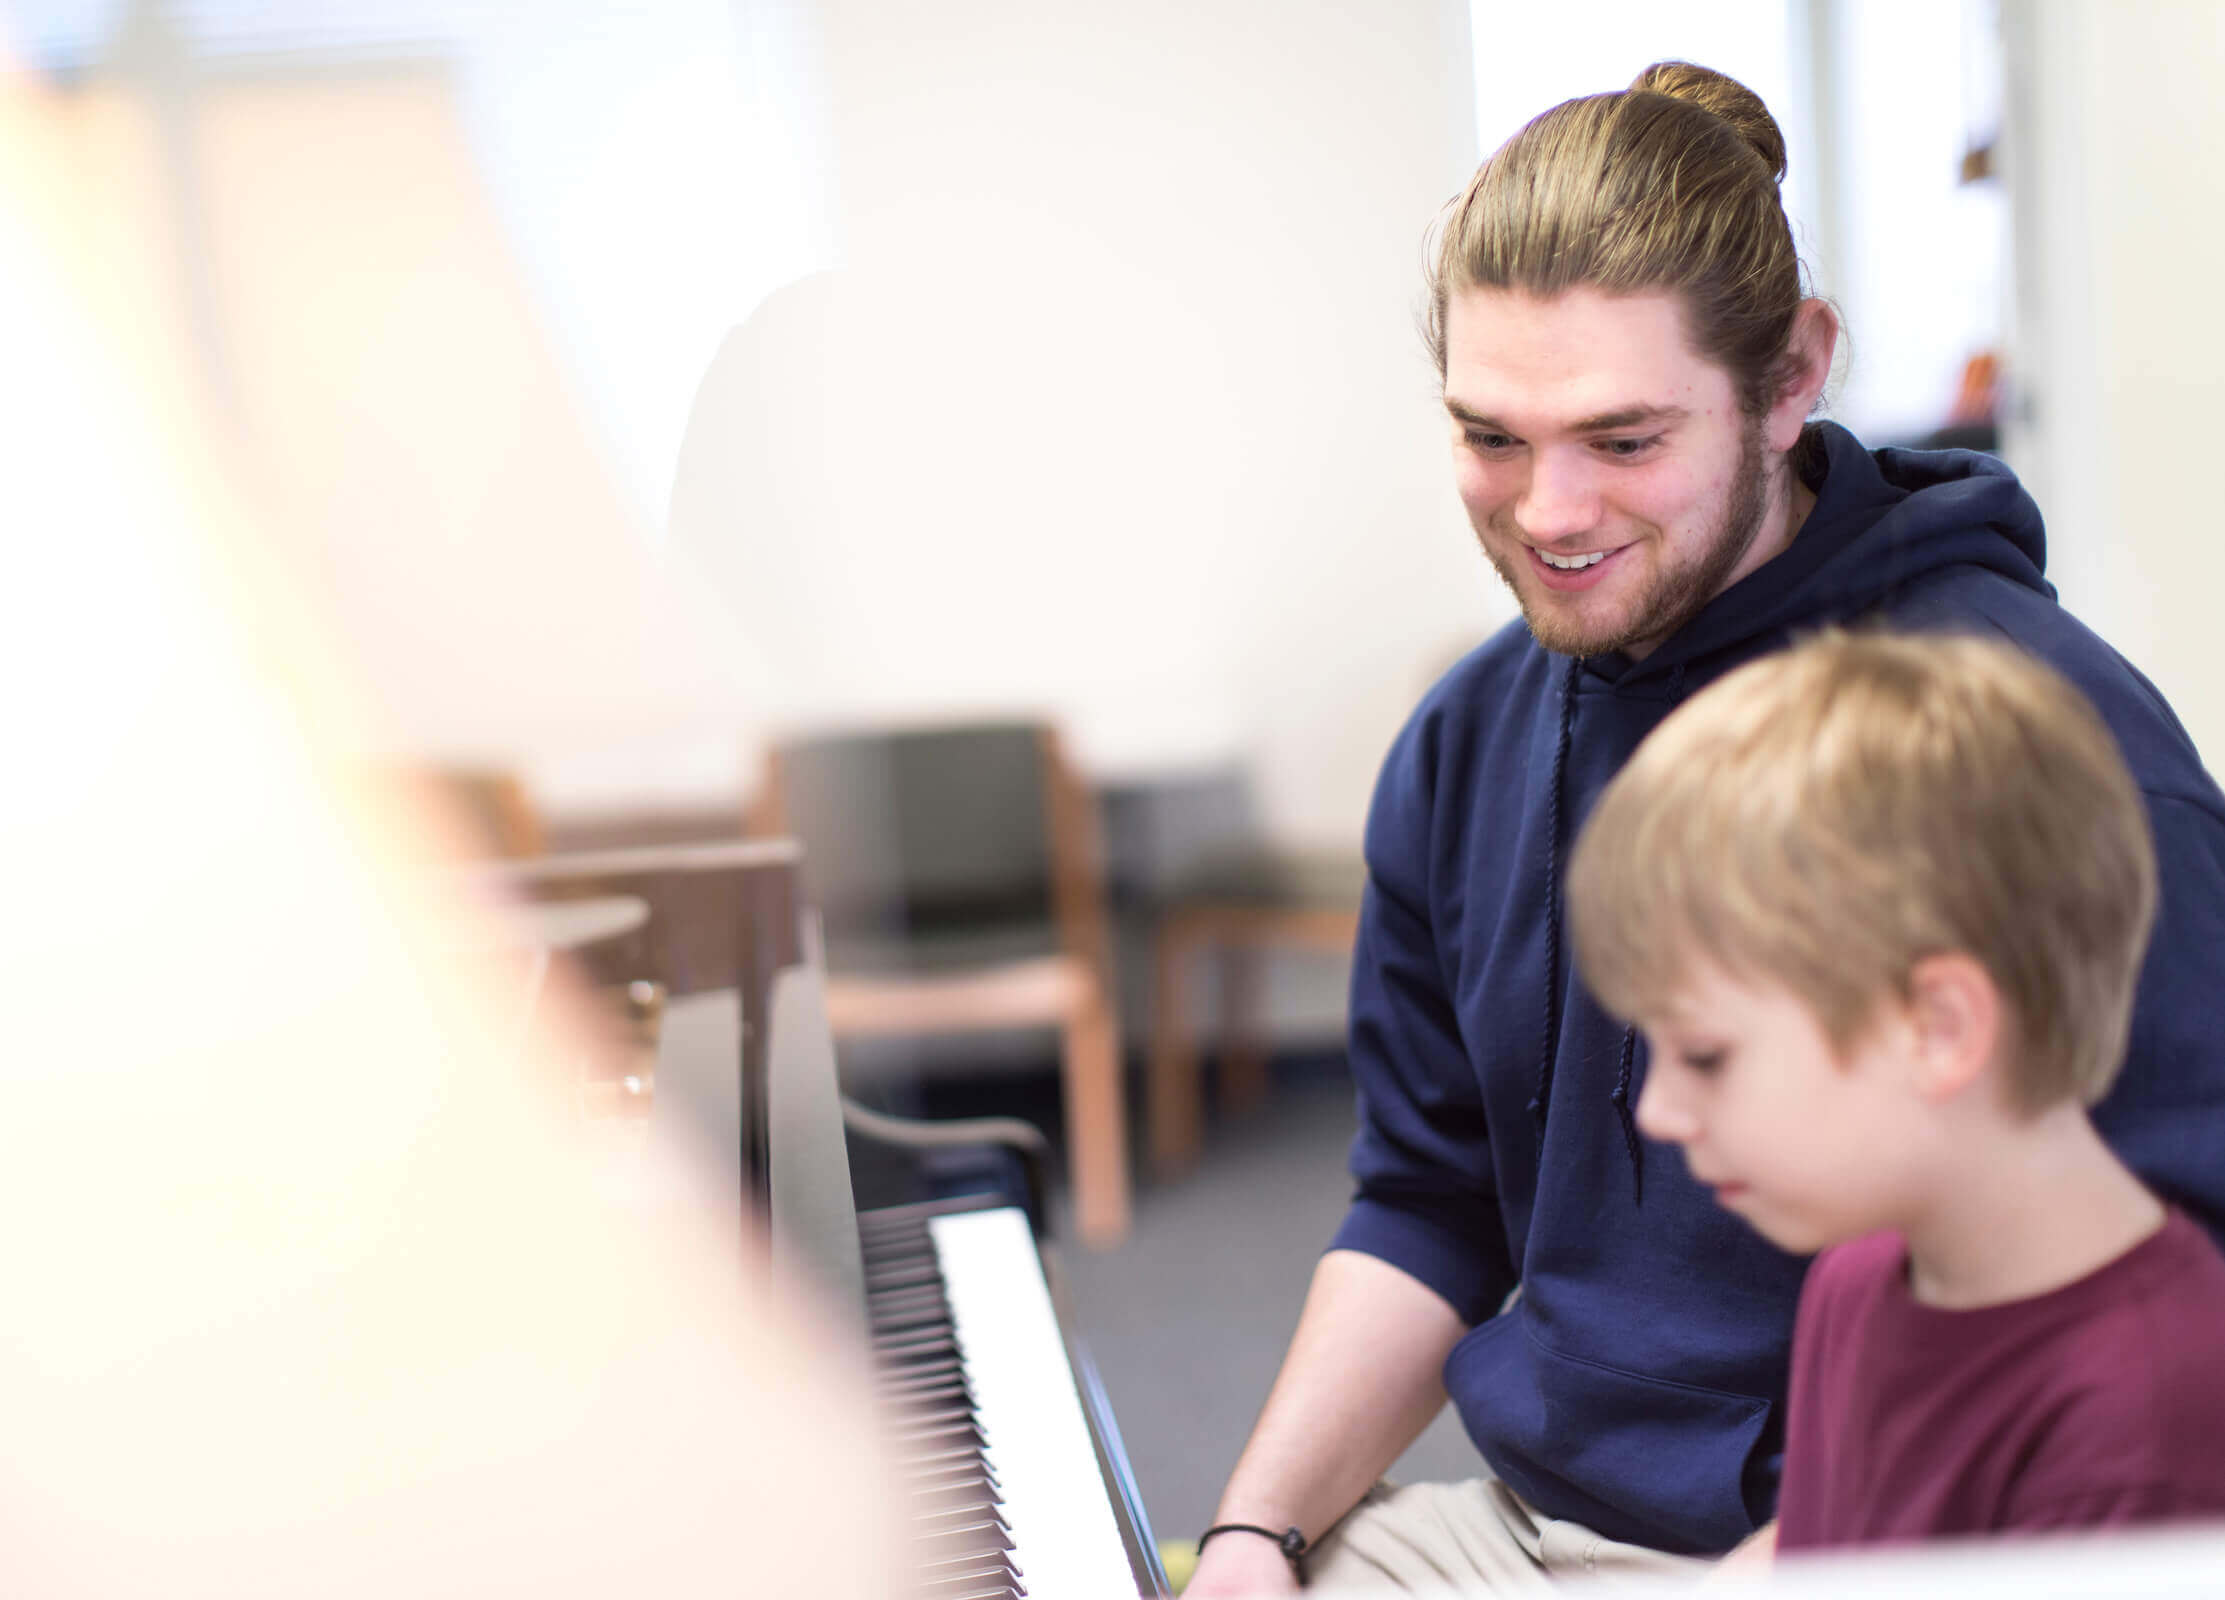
[1196,1522,1309,1580]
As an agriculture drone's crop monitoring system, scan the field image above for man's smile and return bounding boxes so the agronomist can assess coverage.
[1527,542,1631,591]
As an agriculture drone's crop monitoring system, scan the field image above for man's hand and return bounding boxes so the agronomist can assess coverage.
[1183,1531,1303,1598]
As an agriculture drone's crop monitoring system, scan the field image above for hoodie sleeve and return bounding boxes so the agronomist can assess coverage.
[1327,710,1516,1327]
[2098,789,2225,1242]
[1891,577,2225,1245]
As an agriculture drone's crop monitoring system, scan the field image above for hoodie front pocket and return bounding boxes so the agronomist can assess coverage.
[1443,1309,1775,1555]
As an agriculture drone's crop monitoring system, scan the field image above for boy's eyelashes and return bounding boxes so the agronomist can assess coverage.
[1645,1035,1728,1074]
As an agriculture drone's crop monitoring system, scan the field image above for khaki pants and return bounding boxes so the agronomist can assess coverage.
[1304,1479,1712,1595]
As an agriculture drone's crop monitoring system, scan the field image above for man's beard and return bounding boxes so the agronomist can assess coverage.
[1483,419,1773,659]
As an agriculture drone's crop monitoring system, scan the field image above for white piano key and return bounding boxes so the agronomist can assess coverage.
[929,1207,1140,1600]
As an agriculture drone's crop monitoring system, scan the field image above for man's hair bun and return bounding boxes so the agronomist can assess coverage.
[1629,60,1786,182]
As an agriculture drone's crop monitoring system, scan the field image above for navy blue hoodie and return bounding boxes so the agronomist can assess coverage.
[1332,422,2225,1555]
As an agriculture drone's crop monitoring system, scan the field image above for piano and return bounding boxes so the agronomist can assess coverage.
[509,842,1169,1599]
[762,963,1168,1600]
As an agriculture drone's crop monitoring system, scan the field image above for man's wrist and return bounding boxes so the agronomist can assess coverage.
[1197,1522,1310,1580]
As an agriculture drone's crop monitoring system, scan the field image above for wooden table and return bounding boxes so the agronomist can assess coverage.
[1146,853,1364,1176]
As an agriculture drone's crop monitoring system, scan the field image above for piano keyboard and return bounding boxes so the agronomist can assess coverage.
[862,1204,1145,1600]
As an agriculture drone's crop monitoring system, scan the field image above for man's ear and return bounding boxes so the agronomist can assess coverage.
[1764,298,1839,455]
[1902,952,2002,1104]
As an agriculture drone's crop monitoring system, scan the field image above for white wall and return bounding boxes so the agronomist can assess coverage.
[667,0,1500,846]
[1823,0,2006,443]
[1999,0,2225,765]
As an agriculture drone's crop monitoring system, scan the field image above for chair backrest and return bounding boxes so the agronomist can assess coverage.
[371,764,545,860]
[767,722,1060,944]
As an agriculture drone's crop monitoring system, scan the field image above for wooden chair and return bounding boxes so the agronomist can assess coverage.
[432,767,545,859]
[752,722,1131,1247]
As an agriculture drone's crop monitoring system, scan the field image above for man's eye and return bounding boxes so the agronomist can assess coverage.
[1597,435,1660,459]
[1680,1050,1726,1075]
[1464,430,1518,453]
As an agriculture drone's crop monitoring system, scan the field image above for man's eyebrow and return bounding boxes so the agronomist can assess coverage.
[1572,404,1689,432]
[1440,399,1690,433]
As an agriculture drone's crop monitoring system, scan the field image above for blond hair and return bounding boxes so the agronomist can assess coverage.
[1567,631,2157,1111]
[1426,61,1805,419]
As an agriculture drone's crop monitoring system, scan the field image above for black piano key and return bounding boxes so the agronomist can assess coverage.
[857,1208,945,1234]
[882,1385,977,1417]
[867,1261,945,1289]
[921,1575,1023,1600]
[876,1326,962,1356]
[883,1384,976,1417]
[860,1229,934,1250]
[901,1455,999,1491]
[909,1474,1000,1515]
[877,1332,962,1362]
[863,1267,939,1292]
[885,1383,973,1416]
[888,1402,974,1432]
[913,1550,1022,1589]
[856,1211,928,1235]
[911,1501,1001,1535]
[878,1357,967,1391]
[874,1319,955,1348]
[866,1288,951,1321]
[865,1274,945,1298]
[880,1367,967,1394]
[912,1505,1011,1541]
[912,1519,1015,1559]
[871,1302,953,1333]
[904,1477,999,1517]
[890,1420,986,1453]
[902,1441,992,1474]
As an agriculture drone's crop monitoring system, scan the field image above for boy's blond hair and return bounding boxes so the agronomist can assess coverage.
[1567,630,2157,1111]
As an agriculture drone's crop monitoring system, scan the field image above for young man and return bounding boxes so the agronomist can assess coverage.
[1569,629,2225,1550]
[1186,61,2225,1598]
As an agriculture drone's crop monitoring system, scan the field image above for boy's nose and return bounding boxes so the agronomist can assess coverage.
[1633,1070,1697,1144]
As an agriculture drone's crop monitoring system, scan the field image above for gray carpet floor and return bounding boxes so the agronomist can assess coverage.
[1056,1064,1482,1551]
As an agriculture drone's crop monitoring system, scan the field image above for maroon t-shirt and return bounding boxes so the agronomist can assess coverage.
[1778,1209,2225,1551]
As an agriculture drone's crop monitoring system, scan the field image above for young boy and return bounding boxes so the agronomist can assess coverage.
[1566,628,2225,1556]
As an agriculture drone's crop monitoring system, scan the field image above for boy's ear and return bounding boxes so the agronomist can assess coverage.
[1902,952,2002,1104]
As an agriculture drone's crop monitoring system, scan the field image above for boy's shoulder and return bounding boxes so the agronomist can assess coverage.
[2002,1211,2225,1523]
[1797,1213,2225,1425]
[1785,1213,2225,1545]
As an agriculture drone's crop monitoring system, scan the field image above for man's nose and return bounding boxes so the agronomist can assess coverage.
[1514,450,1601,542]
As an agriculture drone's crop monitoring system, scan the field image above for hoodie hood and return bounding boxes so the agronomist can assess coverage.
[1585,422,2052,693]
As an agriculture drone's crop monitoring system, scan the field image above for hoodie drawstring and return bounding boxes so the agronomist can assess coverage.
[1603,660,1688,1204]
[1610,1030,1644,1206]
[1530,655,1583,1134]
